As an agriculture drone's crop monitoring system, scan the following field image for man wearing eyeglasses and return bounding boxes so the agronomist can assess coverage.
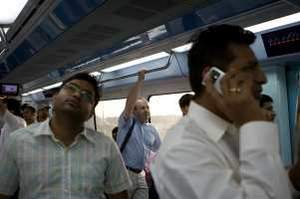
[0,73,131,199]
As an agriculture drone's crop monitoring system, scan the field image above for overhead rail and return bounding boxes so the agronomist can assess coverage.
[99,52,174,84]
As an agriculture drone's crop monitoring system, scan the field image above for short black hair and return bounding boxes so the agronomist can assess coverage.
[61,72,100,106]
[3,98,21,116]
[260,94,273,107]
[21,103,29,111]
[24,105,36,113]
[179,94,193,108]
[188,24,256,96]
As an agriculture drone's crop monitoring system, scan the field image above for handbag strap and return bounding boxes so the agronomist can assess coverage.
[120,119,136,152]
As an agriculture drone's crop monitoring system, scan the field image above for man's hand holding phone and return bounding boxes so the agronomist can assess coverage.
[204,67,270,125]
[202,67,225,94]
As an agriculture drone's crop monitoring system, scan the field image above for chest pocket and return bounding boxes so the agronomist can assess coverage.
[142,127,156,148]
[73,158,107,195]
[17,143,63,192]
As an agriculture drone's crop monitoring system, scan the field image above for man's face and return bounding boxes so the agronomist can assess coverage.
[262,101,276,121]
[37,108,49,122]
[23,108,35,123]
[53,79,96,122]
[226,43,267,100]
[134,99,150,123]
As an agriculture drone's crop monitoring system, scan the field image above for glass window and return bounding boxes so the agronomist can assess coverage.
[0,0,29,24]
[95,98,126,137]
[149,92,193,139]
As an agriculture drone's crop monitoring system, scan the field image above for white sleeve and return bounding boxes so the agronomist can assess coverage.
[239,121,291,198]
[3,110,26,131]
[151,121,292,199]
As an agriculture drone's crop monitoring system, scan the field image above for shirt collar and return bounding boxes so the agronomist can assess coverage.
[187,101,231,142]
[33,119,95,144]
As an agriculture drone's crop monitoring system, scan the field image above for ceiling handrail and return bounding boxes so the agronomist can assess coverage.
[99,52,174,84]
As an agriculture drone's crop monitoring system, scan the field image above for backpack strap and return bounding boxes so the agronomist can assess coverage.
[120,119,136,152]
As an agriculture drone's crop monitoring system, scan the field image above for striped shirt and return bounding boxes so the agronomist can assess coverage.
[0,110,26,150]
[0,119,131,199]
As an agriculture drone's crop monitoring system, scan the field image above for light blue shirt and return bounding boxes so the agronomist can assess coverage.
[0,119,131,199]
[117,113,161,170]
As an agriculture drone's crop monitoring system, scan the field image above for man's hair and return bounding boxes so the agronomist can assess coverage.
[188,24,256,96]
[259,94,273,107]
[24,105,36,113]
[21,103,29,111]
[3,98,22,116]
[179,94,193,108]
[61,72,100,106]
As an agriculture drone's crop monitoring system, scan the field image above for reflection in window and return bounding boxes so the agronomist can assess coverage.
[149,92,193,139]
[95,98,126,137]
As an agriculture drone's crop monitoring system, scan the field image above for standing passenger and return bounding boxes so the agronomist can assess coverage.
[0,73,130,199]
[36,104,50,122]
[151,24,295,199]
[0,98,26,149]
[178,93,193,116]
[22,105,36,126]
[112,126,118,141]
[259,94,276,121]
[117,70,161,199]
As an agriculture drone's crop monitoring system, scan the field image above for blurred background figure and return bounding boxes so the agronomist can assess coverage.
[0,98,26,148]
[112,126,118,141]
[22,105,36,126]
[178,94,193,116]
[37,104,50,122]
[20,103,29,116]
[260,94,276,121]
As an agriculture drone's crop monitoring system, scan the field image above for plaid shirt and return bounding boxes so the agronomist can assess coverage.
[0,120,130,199]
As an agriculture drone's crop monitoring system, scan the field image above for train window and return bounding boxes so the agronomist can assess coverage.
[149,92,193,139]
[95,98,126,137]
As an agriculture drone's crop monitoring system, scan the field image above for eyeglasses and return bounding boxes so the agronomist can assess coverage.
[62,83,94,103]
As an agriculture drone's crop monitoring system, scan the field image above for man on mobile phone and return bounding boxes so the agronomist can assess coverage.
[151,24,296,198]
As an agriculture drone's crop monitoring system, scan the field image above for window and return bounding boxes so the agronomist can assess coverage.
[95,92,193,139]
[0,0,29,24]
[149,92,193,139]
[95,98,126,137]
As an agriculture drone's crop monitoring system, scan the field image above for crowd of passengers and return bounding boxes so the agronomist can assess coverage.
[0,24,298,199]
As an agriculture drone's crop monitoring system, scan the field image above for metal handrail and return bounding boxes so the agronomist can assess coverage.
[0,28,7,44]
[99,52,174,84]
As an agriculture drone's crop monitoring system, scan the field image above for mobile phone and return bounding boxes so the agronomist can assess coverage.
[202,67,225,94]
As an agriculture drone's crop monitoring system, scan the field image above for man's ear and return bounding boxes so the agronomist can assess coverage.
[88,109,95,119]
[52,93,58,103]
[201,66,211,82]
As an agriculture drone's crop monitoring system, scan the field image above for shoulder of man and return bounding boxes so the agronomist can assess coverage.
[85,128,115,145]
[146,122,159,132]
[10,122,40,139]
[118,111,134,126]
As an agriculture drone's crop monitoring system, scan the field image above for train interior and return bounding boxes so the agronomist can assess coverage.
[0,0,300,167]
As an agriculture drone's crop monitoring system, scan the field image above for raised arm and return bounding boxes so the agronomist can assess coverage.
[123,70,146,119]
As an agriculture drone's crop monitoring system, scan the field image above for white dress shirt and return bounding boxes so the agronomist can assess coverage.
[151,101,292,199]
[0,110,26,149]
